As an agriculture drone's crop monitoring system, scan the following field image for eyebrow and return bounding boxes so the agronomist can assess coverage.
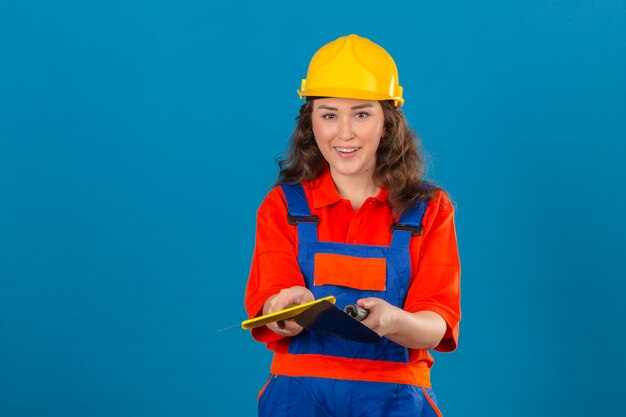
[317,103,375,111]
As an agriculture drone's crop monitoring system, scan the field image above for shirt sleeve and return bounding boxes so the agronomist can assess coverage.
[244,187,306,344]
[404,190,461,352]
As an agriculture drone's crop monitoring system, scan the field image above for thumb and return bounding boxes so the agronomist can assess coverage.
[357,297,376,310]
[293,292,313,306]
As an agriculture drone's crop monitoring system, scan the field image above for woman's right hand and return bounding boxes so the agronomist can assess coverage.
[263,286,314,337]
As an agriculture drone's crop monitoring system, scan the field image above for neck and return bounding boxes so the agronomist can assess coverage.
[330,170,380,211]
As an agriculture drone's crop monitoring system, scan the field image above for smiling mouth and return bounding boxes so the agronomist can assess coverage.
[334,147,361,154]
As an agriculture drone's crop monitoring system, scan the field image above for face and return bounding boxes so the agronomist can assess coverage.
[311,98,384,183]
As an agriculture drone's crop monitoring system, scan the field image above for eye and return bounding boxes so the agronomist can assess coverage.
[354,112,369,119]
[322,113,336,120]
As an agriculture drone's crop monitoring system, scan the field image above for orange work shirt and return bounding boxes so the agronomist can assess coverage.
[245,168,461,368]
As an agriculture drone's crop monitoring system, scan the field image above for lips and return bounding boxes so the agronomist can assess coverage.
[334,146,361,154]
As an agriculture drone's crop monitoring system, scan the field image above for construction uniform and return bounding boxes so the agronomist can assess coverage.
[245,168,461,416]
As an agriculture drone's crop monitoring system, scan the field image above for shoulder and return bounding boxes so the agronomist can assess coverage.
[419,188,456,234]
[258,186,288,216]
[428,189,455,213]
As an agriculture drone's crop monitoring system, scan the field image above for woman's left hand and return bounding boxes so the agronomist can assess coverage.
[356,297,402,337]
[357,297,447,349]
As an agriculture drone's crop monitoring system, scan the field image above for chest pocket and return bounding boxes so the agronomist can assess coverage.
[314,253,386,291]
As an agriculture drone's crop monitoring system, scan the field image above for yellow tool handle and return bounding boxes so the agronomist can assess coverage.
[241,295,336,330]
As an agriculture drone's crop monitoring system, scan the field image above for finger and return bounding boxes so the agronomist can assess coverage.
[357,297,377,310]
[281,320,303,335]
[270,296,290,313]
[266,321,281,334]
[278,288,303,305]
[270,296,296,314]
[268,321,291,335]
[301,290,315,303]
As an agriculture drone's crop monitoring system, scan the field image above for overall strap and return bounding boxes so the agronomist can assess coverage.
[279,183,318,243]
[390,198,429,248]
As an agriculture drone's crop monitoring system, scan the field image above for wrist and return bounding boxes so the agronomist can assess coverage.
[386,305,408,338]
[263,294,278,315]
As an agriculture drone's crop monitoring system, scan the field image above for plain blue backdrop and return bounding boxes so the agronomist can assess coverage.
[1,1,625,416]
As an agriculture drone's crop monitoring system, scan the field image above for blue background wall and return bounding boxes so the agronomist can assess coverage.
[1,1,625,416]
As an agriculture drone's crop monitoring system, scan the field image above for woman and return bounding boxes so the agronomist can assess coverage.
[245,34,461,417]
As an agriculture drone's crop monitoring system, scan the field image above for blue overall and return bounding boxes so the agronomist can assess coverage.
[259,183,442,417]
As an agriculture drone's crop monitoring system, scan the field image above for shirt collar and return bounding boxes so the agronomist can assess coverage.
[305,167,389,209]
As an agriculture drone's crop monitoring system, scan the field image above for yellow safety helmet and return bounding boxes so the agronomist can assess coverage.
[298,34,404,106]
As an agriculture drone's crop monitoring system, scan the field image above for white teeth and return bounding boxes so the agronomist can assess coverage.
[336,147,360,153]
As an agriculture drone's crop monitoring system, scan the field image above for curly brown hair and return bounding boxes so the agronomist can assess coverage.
[277,100,438,216]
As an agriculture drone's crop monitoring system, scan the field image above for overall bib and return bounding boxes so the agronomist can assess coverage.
[259,184,442,417]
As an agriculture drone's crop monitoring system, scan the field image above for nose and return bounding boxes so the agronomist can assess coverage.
[337,117,355,140]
